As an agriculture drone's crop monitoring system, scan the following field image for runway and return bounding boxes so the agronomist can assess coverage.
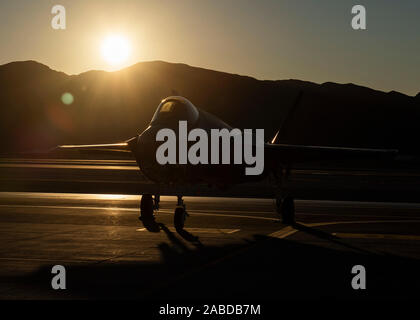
[0,157,420,300]
[1,192,420,300]
[1,157,420,201]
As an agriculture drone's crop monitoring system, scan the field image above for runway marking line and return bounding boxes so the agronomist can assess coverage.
[0,163,139,170]
[3,204,420,241]
[307,219,420,228]
[147,218,420,291]
[332,232,420,241]
[0,257,92,263]
[0,204,278,221]
[269,219,420,240]
[136,227,240,234]
[268,226,297,239]
[0,158,136,164]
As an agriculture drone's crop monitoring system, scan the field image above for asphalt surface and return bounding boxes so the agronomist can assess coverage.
[1,157,420,201]
[0,158,420,300]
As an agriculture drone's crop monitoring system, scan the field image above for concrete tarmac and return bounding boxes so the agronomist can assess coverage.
[0,157,420,300]
[1,192,420,300]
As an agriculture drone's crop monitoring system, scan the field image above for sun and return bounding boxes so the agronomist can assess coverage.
[101,35,131,67]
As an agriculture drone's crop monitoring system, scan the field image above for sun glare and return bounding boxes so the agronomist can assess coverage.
[101,35,131,67]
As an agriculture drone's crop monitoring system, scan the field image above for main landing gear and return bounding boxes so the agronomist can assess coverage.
[139,194,188,231]
[275,196,295,225]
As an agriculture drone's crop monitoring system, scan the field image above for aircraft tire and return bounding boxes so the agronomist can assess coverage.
[174,207,186,231]
[140,194,154,220]
[281,196,295,224]
[275,197,282,214]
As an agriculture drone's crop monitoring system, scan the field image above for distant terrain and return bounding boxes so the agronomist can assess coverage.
[0,60,419,154]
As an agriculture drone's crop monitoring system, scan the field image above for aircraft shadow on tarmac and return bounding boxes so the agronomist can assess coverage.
[4,225,420,300]
[140,215,203,247]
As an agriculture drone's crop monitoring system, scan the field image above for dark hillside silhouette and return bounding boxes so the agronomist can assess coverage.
[0,60,419,154]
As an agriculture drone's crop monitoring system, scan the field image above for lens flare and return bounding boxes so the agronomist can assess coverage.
[61,92,74,105]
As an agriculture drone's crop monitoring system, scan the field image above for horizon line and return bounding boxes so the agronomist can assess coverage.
[0,59,418,98]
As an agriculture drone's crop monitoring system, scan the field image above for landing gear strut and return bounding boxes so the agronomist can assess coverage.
[139,194,189,231]
[153,194,160,210]
[174,195,188,231]
[139,194,160,222]
[276,196,295,224]
[139,194,161,232]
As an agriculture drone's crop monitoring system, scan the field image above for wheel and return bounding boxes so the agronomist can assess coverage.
[281,196,295,224]
[275,197,282,214]
[140,194,154,221]
[174,207,186,231]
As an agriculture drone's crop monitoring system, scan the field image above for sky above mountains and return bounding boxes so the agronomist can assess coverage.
[0,0,419,96]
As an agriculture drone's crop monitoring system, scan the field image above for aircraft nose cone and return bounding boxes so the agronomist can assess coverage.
[137,126,157,149]
[135,126,160,165]
[134,126,166,182]
[127,125,158,155]
[126,136,139,152]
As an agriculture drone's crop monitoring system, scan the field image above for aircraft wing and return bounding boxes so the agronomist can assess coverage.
[55,142,131,153]
[54,136,137,153]
[265,143,398,164]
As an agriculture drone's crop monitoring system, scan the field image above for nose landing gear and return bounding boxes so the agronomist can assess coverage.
[140,194,154,221]
[139,194,189,232]
[139,194,160,232]
[174,195,189,232]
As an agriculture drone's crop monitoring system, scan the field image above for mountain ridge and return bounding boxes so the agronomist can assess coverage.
[1,60,414,98]
[0,60,419,154]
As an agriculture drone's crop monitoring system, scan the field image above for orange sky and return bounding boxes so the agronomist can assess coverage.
[0,0,419,96]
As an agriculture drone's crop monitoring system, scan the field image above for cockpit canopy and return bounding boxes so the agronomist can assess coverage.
[150,96,199,126]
